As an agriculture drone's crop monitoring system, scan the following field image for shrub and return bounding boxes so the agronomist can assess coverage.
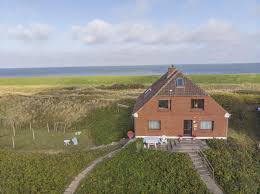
[77,142,210,194]
[0,148,114,194]
[205,136,260,194]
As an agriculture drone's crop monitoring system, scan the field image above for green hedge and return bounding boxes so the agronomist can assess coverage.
[77,99,134,145]
[205,137,260,194]
[77,142,210,194]
[0,148,113,193]
[212,93,260,139]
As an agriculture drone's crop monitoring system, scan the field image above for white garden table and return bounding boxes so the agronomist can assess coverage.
[143,137,161,149]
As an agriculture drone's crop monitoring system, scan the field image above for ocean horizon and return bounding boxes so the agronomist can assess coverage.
[0,63,260,77]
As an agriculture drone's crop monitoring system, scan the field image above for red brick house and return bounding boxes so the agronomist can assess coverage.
[132,66,230,139]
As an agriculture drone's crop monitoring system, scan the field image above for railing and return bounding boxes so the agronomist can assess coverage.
[197,148,215,180]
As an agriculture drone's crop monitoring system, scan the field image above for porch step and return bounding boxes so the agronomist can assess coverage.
[170,148,197,153]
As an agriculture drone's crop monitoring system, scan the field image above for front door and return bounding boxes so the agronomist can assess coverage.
[184,120,192,136]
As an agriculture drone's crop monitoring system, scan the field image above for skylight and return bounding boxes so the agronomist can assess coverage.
[176,78,184,87]
[144,88,152,96]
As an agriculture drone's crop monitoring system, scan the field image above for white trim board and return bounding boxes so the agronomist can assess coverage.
[135,136,227,140]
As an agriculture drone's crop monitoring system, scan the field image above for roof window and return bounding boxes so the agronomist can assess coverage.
[176,77,184,87]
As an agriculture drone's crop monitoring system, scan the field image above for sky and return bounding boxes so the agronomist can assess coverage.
[0,0,260,68]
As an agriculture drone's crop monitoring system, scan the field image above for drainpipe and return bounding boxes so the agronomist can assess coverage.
[224,113,231,139]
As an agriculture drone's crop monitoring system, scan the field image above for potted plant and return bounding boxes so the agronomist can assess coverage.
[178,135,183,143]
[127,131,134,139]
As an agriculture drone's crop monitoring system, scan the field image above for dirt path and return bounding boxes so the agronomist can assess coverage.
[64,139,135,194]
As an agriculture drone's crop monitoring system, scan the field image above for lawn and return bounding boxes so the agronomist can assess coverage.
[0,146,116,194]
[76,141,210,194]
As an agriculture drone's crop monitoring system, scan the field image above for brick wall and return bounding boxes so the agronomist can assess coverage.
[134,95,228,138]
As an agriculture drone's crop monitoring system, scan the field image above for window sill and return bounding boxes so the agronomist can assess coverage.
[197,129,213,131]
[190,108,204,112]
[157,108,170,112]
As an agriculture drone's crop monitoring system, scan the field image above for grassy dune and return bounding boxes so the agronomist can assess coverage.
[0,74,260,151]
[0,75,159,86]
[0,74,260,194]
[1,74,260,86]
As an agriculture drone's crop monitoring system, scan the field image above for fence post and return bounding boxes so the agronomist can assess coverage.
[12,136,15,149]
[12,124,16,137]
[32,128,35,141]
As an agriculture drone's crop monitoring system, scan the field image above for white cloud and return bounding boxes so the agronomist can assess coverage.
[8,23,53,41]
[188,19,240,44]
[1,18,259,68]
[71,18,244,46]
[72,19,113,44]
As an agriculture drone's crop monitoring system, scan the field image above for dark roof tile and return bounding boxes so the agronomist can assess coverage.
[133,69,207,113]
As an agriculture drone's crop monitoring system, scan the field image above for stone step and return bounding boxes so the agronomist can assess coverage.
[171,149,197,153]
[200,171,211,176]
[195,165,207,170]
[197,169,210,175]
[189,155,201,160]
[193,162,204,167]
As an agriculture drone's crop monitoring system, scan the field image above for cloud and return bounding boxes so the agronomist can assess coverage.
[188,19,240,44]
[8,23,53,41]
[66,18,260,66]
[71,18,243,46]
[72,19,113,44]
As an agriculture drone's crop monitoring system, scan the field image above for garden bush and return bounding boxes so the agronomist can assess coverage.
[205,136,260,194]
[0,148,113,194]
[77,142,209,194]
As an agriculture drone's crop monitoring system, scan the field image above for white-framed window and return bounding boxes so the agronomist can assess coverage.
[191,99,204,109]
[176,77,184,87]
[158,100,170,109]
[200,121,214,130]
[148,120,161,130]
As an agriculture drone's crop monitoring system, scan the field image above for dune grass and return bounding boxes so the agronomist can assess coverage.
[1,74,260,151]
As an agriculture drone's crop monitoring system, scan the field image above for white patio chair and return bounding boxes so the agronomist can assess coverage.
[161,135,167,144]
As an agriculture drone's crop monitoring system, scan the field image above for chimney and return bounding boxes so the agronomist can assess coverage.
[167,64,176,78]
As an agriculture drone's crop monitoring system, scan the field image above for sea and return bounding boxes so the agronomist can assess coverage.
[0,63,260,77]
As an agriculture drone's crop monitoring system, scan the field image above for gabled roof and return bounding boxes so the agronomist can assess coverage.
[157,71,207,96]
[133,67,208,113]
